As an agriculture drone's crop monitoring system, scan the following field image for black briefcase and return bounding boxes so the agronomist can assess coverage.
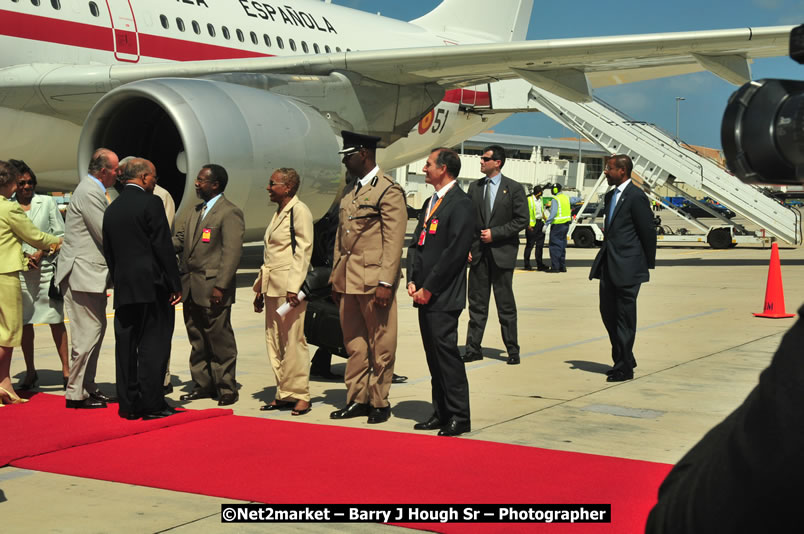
[304,298,347,357]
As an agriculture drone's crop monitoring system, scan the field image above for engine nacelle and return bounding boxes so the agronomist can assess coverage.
[78,78,343,240]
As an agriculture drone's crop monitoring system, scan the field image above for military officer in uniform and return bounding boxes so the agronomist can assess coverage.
[329,131,407,424]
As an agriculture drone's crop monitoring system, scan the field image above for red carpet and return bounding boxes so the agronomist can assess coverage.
[0,392,232,466]
[11,414,671,533]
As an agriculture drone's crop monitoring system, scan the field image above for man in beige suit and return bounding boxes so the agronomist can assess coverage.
[173,164,245,406]
[329,131,407,424]
[253,168,314,415]
[55,148,119,410]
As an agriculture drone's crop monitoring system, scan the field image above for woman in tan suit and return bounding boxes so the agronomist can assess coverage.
[0,161,61,405]
[253,168,314,416]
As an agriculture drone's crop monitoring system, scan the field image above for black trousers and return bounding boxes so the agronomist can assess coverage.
[114,295,174,415]
[548,222,570,270]
[466,253,519,357]
[523,222,546,267]
[419,308,470,425]
[599,268,641,372]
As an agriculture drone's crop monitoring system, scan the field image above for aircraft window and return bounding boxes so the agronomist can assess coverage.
[336,47,341,52]
[302,41,309,54]
[313,43,320,54]
[207,24,215,37]
[192,21,200,35]
[263,34,271,47]
[176,18,185,32]
[31,0,40,6]
[51,0,61,9]
[222,26,230,40]
[236,29,244,42]
[250,31,258,45]
[347,48,352,52]
[159,14,168,29]
[289,39,296,51]
[325,45,331,53]
[277,36,284,49]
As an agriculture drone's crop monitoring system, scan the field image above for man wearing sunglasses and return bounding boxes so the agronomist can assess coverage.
[464,145,528,366]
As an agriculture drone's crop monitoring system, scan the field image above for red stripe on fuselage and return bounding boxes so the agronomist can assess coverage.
[0,10,269,61]
[0,10,490,105]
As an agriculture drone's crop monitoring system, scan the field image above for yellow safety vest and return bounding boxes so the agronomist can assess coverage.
[554,193,571,224]
[527,195,540,226]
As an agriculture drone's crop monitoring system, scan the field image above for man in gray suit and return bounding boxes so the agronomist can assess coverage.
[55,148,119,409]
[463,145,528,365]
[173,164,245,406]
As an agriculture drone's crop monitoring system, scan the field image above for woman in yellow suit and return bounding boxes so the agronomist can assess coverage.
[0,161,61,405]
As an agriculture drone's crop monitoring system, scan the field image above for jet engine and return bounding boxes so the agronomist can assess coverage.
[78,78,344,240]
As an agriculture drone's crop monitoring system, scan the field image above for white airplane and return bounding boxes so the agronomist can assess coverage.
[0,0,792,239]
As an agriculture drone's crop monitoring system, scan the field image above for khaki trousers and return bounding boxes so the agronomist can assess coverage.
[339,293,397,408]
[264,296,310,402]
[63,286,107,401]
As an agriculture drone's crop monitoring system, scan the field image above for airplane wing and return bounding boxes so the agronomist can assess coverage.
[2,25,792,118]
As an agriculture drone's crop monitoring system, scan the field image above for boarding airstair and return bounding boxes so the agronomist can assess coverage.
[524,86,802,248]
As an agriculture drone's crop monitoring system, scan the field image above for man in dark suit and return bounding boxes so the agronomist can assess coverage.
[102,158,182,419]
[589,154,656,382]
[407,148,474,437]
[463,145,528,365]
[173,164,245,406]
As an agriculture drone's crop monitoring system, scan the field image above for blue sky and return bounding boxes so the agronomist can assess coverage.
[332,0,802,150]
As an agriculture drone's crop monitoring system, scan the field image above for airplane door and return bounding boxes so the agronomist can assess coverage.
[105,0,139,62]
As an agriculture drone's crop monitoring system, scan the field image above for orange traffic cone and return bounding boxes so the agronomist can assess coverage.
[754,242,795,318]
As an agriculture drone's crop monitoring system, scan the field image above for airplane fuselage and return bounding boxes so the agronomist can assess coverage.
[0,0,506,193]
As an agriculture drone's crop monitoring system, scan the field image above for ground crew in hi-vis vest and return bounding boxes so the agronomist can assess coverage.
[524,185,548,271]
[544,183,579,273]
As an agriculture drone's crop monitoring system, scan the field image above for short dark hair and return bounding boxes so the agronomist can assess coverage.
[608,154,633,177]
[202,164,228,192]
[432,147,461,178]
[0,160,18,187]
[9,159,37,186]
[483,144,506,169]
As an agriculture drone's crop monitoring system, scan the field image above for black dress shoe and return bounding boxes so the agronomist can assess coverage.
[524,264,533,271]
[90,391,118,403]
[179,390,216,401]
[66,398,107,409]
[367,406,390,424]
[164,384,174,394]
[392,374,408,384]
[606,370,634,382]
[330,402,370,419]
[118,410,141,420]
[462,352,482,363]
[536,265,549,272]
[413,415,443,431]
[506,355,520,365]
[142,407,178,420]
[217,393,239,406]
[438,419,471,437]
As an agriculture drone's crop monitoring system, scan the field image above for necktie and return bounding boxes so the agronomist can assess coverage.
[196,203,207,233]
[482,179,491,222]
[608,189,619,222]
[425,193,438,220]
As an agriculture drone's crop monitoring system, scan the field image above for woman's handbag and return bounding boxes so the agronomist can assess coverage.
[48,275,63,301]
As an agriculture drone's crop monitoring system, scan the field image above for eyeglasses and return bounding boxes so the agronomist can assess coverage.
[269,181,287,187]
[17,180,34,186]
[480,157,497,162]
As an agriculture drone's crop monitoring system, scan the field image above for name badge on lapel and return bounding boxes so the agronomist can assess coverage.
[429,219,439,234]
[202,228,212,243]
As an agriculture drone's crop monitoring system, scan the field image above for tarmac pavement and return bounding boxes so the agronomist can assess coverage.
[3,231,803,532]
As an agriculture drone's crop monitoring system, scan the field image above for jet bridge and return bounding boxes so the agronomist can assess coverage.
[525,86,801,248]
